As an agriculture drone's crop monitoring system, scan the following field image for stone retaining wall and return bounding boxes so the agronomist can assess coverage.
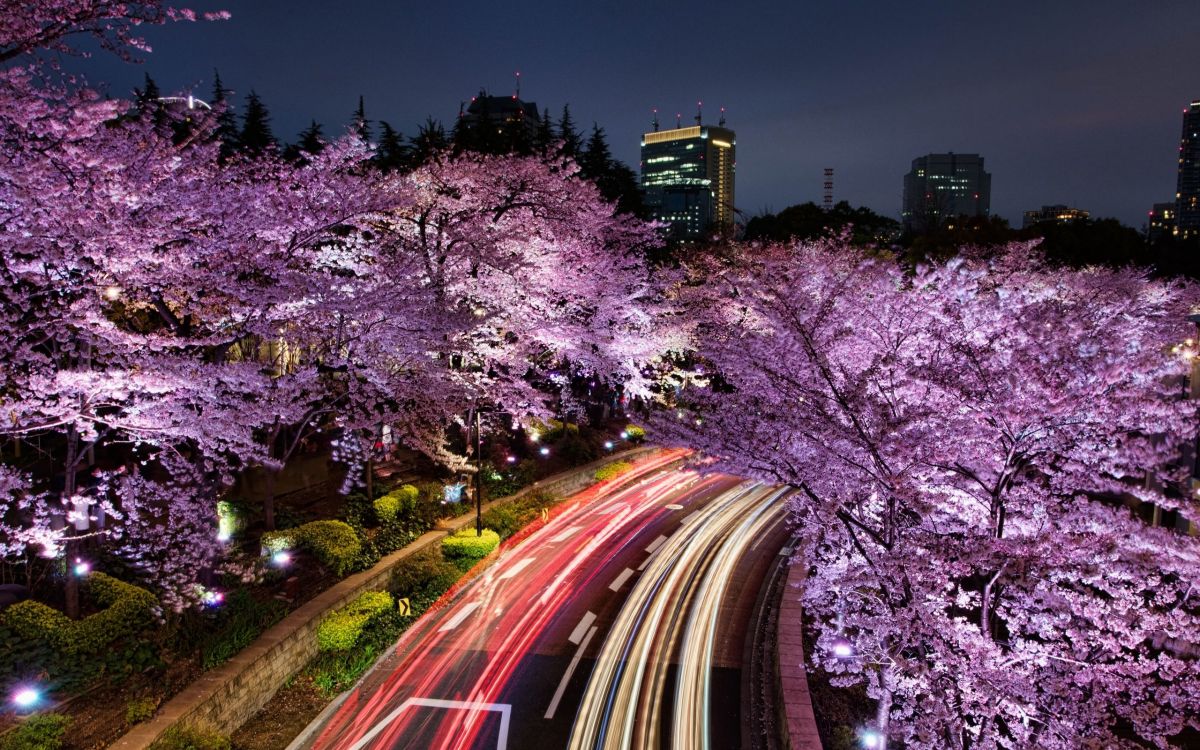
[112,446,657,749]
[778,562,823,749]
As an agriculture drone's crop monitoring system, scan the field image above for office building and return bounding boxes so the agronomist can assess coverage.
[1177,100,1200,239]
[1022,204,1089,229]
[457,90,541,149]
[641,123,736,240]
[1149,202,1178,244]
[902,153,991,231]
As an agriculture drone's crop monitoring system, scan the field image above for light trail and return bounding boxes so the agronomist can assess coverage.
[566,482,788,750]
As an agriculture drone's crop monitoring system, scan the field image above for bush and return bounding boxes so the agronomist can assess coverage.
[389,552,463,611]
[316,591,393,652]
[0,713,70,750]
[1,573,157,656]
[441,528,500,561]
[126,697,158,725]
[374,485,419,523]
[148,724,231,750]
[262,520,362,576]
[625,424,646,443]
[199,590,287,669]
[594,461,634,482]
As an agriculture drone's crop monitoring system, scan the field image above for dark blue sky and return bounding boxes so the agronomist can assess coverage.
[70,0,1199,228]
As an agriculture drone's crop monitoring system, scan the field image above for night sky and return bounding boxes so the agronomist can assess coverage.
[69,0,1199,228]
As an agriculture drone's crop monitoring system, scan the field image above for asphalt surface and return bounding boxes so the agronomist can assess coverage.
[298,455,792,750]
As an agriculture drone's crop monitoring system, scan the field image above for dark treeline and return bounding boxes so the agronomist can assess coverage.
[136,73,645,219]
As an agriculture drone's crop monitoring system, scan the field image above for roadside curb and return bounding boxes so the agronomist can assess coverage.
[111,446,659,749]
[776,561,823,750]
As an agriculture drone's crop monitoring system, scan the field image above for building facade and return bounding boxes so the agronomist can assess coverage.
[1177,100,1200,240]
[902,153,991,231]
[1022,204,1089,229]
[640,124,735,240]
[1148,202,1178,244]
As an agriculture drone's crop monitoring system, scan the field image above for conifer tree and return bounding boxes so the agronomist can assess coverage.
[238,90,276,157]
[210,69,239,158]
[351,95,371,141]
[284,120,325,163]
[557,104,581,158]
[580,123,611,180]
[535,106,554,153]
[375,121,409,172]
[411,117,447,165]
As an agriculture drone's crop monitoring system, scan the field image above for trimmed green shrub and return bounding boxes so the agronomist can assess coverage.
[316,591,393,652]
[0,713,70,750]
[441,528,500,561]
[389,552,464,611]
[374,485,419,523]
[0,573,157,656]
[625,424,646,443]
[148,724,231,750]
[126,697,158,725]
[262,520,362,576]
[260,530,294,554]
[594,461,634,482]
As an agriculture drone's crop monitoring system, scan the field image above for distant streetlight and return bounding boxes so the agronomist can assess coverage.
[539,446,550,457]
[72,559,91,577]
[11,687,40,710]
[604,440,614,451]
[861,730,883,749]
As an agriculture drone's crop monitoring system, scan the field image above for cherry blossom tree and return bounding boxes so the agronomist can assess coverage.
[655,240,1200,748]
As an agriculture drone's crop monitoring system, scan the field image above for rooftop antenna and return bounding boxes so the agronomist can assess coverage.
[695,100,703,126]
[458,101,465,119]
[675,112,682,129]
[652,107,660,132]
[514,70,520,99]
[718,106,726,127]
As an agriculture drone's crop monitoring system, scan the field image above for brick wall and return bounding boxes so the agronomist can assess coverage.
[112,446,658,749]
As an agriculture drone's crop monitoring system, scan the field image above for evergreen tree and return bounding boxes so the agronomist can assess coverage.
[579,124,611,180]
[351,95,371,141]
[535,106,554,153]
[132,73,168,129]
[238,90,277,157]
[410,117,448,165]
[375,121,409,172]
[210,69,239,158]
[557,104,581,158]
[284,120,324,163]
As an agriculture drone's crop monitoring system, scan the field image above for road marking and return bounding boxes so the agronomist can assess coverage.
[778,545,794,557]
[544,625,598,720]
[645,534,668,555]
[550,525,581,543]
[569,611,598,645]
[681,511,699,525]
[438,601,481,632]
[348,697,512,750]
[609,567,635,591]
[498,557,535,580]
[665,503,684,510]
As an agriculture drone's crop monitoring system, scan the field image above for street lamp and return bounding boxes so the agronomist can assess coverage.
[11,687,40,710]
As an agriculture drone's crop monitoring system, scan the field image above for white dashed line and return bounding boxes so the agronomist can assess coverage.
[498,558,535,580]
[437,601,481,632]
[545,625,598,720]
[609,567,636,592]
[550,525,581,543]
[568,611,598,645]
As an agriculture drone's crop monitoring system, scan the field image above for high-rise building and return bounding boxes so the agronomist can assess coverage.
[1022,204,1089,229]
[640,123,735,240]
[1176,99,1200,239]
[901,153,991,231]
[1148,202,1178,244]
[456,90,541,151]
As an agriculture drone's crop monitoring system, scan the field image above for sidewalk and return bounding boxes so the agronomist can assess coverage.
[777,561,823,749]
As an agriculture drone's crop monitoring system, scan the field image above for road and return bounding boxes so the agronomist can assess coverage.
[298,453,792,750]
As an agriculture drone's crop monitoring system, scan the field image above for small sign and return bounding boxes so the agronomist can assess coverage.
[397,597,412,616]
[443,483,465,504]
[540,507,549,523]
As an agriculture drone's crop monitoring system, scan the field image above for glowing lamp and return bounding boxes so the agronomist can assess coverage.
[506,455,517,464]
[73,560,91,577]
[619,431,629,440]
[12,687,39,709]
[861,730,882,749]
[604,441,614,450]
[201,590,224,607]
[272,551,291,566]
[539,447,550,457]
[102,285,122,301]
[832,639,853,658]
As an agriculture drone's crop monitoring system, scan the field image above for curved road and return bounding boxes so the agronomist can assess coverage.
[298,454,792,750]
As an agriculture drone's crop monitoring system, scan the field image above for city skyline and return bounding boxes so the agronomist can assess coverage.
[63,1,1199,229]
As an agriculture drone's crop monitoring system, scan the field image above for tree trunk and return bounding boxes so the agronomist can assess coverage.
[63,426,80,619]
[264,469,277,532]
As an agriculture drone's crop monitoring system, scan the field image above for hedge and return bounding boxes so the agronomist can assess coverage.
[316,591,394,652]
[373,484,418,523]
[148,724,231,750]
[260,520,361,576]
[0,573,157,656]
[441,528,500,560]
[0,713,70,750]
[625,424,646,443]
[594,461,634,482]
